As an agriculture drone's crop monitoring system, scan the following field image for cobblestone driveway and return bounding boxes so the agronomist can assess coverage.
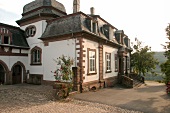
[0,84,142,113]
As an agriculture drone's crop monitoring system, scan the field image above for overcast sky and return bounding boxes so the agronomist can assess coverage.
[0,0,169,51]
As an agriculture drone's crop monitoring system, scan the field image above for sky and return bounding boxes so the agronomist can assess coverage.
[0,0,170,51]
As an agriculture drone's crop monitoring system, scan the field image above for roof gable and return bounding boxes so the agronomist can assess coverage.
[0,23,29,48]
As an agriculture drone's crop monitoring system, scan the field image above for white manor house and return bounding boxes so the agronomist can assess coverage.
[0,0,132,92]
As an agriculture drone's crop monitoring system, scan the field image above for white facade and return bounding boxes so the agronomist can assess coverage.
[0,55,28,83]
[0,0,132,89]
[21,20,47,75]
[0,56,28,71]
[43,39,76,81]
[83,38,99,83]
[103,45,118,79]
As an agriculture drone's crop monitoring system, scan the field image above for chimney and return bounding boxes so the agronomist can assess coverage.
[90,7,95,15]
[73,0,80,13]
[109,27,113,41]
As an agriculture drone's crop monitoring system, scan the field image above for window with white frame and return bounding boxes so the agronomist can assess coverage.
[33,50,40,63]
[106,53,111,72]
[88,48,96,74]
[25,25,36,37]
[115,54,118,72]
[31,46,42,65]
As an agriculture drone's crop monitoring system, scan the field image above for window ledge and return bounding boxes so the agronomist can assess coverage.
[87,72,97,76]
[106,71,112,73]
[30,63,42,66]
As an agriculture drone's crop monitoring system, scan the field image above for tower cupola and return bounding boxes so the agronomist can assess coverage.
[16,0,67,26]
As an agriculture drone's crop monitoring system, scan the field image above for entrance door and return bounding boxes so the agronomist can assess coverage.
[12,65,22,84]
[0,64,5,84]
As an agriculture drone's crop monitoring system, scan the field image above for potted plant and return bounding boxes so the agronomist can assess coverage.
[52,55,74,99]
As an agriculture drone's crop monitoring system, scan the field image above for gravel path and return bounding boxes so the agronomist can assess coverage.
[0,84,143,113]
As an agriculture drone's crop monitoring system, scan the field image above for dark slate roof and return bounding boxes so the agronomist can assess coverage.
[40,12,115,41]
[40,13,82,39]
[0,23,29,48]
[23,0,66,14]
[40,12,130,49]
[115,30,124,34]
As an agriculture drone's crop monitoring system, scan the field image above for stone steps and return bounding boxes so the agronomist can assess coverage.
[133,80,143,88]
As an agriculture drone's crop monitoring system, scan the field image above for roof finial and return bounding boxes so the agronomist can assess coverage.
[73,0,80,13]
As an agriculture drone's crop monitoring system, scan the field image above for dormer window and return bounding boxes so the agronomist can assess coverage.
[100,27,104,34]
[85,18,92,32]
[93,22,97,33]
[4,36,10,44]
[25,25,36,37]
[0,27,12,45]
[103,24,110,39]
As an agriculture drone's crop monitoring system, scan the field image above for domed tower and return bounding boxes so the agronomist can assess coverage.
[16,0,67,27]
[15,0,67,43]
[15,0,67,80]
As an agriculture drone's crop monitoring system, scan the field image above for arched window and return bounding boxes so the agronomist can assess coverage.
[31,46,42,65]
[25,25,36,38]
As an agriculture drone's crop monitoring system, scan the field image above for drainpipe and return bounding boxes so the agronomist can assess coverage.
[70,30,77,67]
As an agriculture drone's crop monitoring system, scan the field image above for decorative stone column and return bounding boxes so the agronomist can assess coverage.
[98,44,104,88]
[72,67,81,92]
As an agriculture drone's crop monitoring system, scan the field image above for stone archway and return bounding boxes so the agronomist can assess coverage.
[11,61,26,84]
[0,64,5,84]
[0,60,9,84]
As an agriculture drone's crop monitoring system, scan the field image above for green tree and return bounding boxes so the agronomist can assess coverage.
[131,38,159,76]
[160,24,170,84]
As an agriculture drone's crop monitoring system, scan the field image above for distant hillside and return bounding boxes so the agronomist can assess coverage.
[145,51,167,81]
[153,51,167,64]
[153,51,167,73]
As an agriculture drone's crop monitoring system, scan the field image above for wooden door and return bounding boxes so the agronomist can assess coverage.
[12,65,22,84]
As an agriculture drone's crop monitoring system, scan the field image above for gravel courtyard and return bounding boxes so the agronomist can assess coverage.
[72,81,170,113]
[0,84,142,113]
